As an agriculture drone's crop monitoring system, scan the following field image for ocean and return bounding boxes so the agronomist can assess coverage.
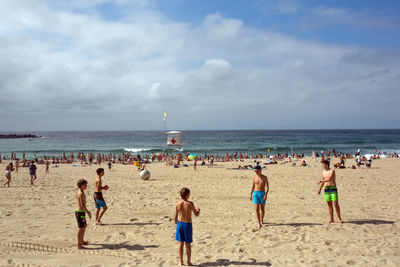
[0,130,400,159]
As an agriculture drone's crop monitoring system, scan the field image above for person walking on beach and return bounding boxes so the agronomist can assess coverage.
[4,163,14,187]
[45,160,50,174]
[29,160,37,185]
[75,179,92,249]
[94,168,108,225]
[175,187,200,266]
[317,160,343,223]
[15,159,19,173]
[250,165,269,229]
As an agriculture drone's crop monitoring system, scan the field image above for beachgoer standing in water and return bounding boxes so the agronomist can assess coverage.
[250,165,269,229]
[175,187,200,266]
[317,160,343,223]
[94,168,108,225]
[75,179,91,249]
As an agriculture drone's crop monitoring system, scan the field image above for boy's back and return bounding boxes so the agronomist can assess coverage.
[176,200,195,223]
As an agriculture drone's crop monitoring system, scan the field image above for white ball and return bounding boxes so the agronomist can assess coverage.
[140,170,150,180]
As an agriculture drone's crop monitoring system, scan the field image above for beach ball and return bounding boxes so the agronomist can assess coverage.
[140,170,151,180]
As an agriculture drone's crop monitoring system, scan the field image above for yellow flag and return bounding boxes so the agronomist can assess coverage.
[268,147,270,152]
[164,111,167,117]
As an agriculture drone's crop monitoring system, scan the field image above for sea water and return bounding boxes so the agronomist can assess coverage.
[0,130,399,159]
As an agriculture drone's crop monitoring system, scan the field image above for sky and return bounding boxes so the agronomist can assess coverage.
[0,0,399,131]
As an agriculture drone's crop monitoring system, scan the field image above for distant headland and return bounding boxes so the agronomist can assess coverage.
[0,134,41,139]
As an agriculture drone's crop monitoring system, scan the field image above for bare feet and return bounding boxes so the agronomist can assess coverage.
[328,220,334,223]
[187,262,193,266]
[258,223,262,229]
[82,241,89,245]
[338,219,343,223]
[77,245,86,249]
[96,222,105,226]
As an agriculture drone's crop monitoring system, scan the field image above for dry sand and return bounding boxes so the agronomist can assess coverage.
[0,158,399,266]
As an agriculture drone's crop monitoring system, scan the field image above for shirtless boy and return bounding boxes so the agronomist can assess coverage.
[250,165,269,229]
[175,188,200,266]
[75,179,92,249]
[94,168,108,225]
[318,160,343,223]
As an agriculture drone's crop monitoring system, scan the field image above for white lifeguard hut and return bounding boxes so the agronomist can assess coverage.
[167,131,182,146]
[166,131,182,165]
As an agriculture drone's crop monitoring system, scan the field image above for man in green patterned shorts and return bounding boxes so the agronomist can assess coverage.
[318,160,343,223]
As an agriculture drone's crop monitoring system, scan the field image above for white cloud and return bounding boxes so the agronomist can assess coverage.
[0,0,399,130]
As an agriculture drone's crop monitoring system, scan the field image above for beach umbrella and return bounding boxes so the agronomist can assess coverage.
[188,153,197,160]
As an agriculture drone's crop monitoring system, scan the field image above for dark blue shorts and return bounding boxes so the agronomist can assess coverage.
[175,221,193,243]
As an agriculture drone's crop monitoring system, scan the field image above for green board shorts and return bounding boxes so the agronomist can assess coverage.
[324,186,338,202]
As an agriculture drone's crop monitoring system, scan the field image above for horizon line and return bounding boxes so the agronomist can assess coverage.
[1,128,400,132]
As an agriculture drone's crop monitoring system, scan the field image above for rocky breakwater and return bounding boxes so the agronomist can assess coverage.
[0,134,41,139]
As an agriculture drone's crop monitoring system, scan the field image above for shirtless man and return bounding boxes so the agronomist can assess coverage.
[250,165,269,229]
[75,179,91,249]
[94,168,109,225]
[318,160,343,223]
[174,187,200,266]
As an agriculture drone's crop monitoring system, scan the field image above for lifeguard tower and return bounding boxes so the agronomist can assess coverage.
[166,131,182,165]
[167,131,182,146]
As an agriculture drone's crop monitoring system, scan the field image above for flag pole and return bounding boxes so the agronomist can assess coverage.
[163,109,167,165]
[163,109,166,134]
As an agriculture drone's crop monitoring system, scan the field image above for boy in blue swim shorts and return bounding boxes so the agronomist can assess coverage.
[94,168,109,225]
[250,165,269,229]
[174,187,200,266]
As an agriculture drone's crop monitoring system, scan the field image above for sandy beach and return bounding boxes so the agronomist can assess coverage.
[0,158,399,266]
